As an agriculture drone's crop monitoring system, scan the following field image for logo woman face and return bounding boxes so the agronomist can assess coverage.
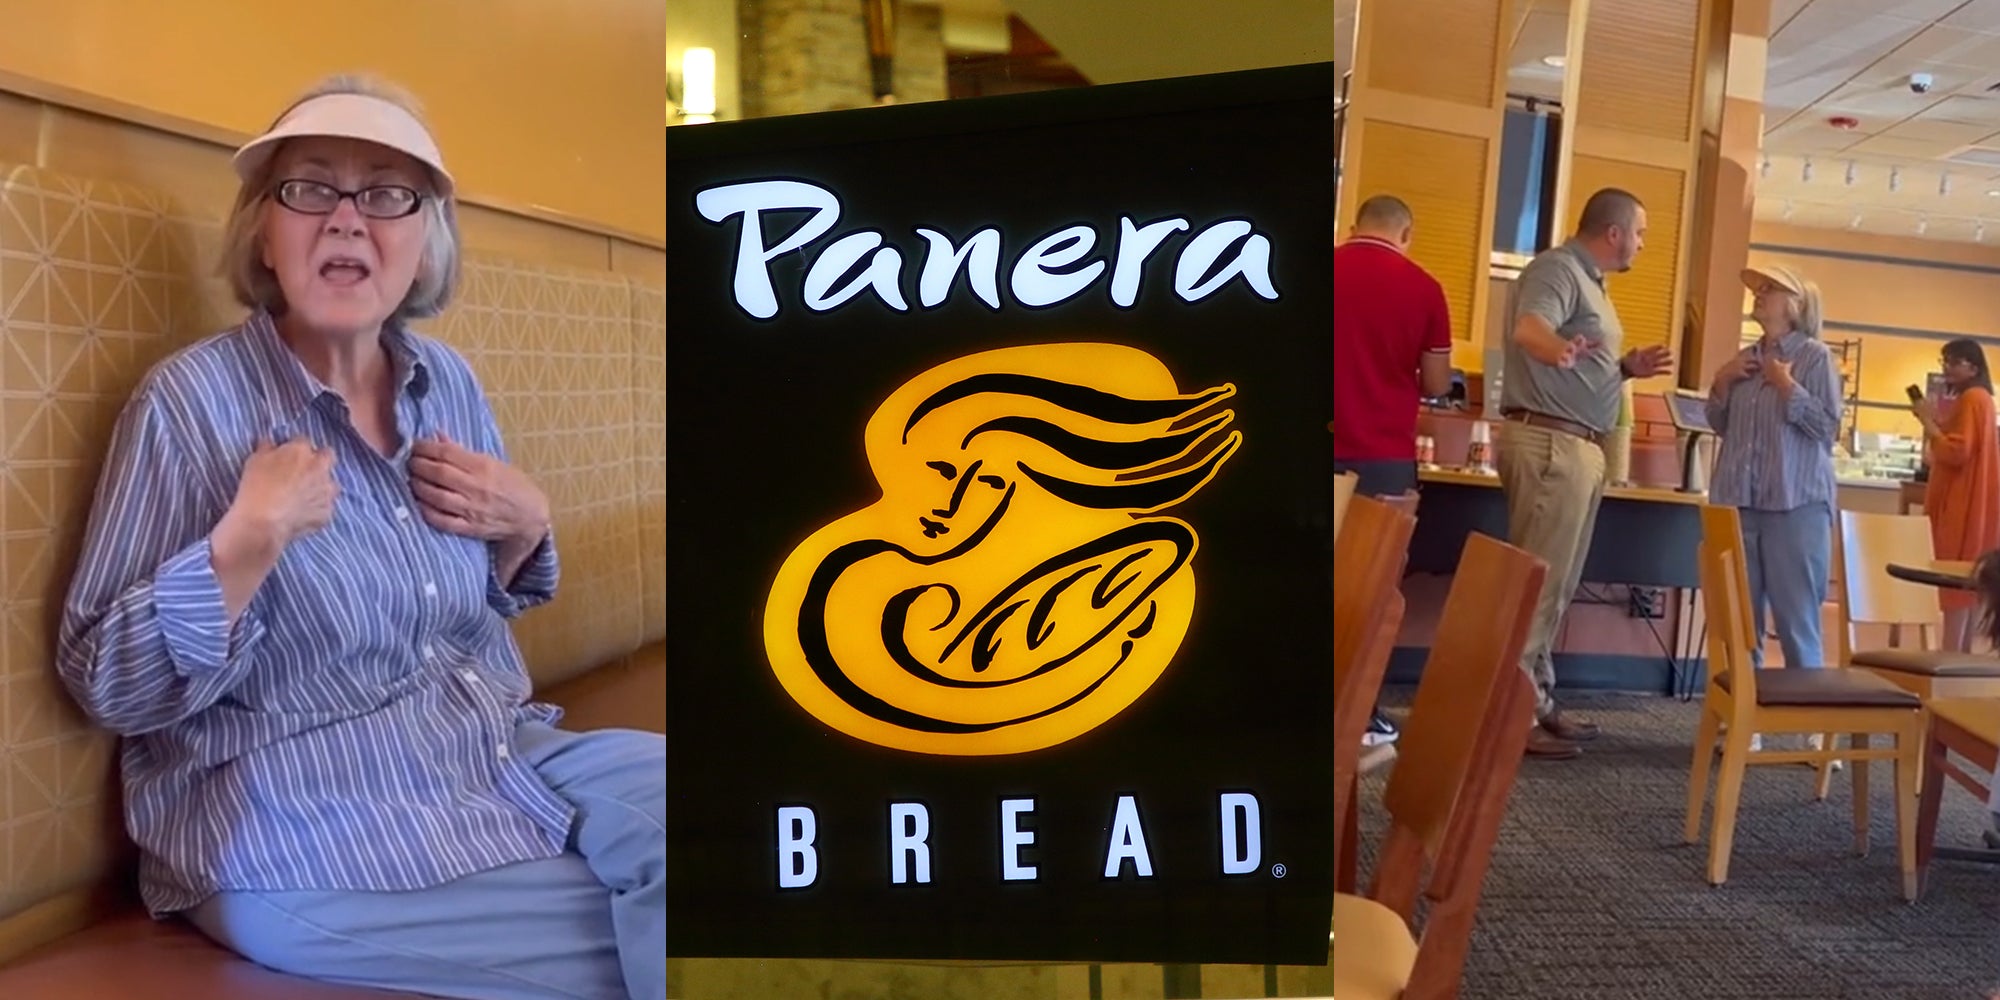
[763,342,1242,757]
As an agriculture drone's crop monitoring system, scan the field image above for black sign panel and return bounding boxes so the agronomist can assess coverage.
[665,63,1339,965]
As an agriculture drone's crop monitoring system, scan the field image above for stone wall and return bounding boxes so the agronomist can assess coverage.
[738,0,948,119]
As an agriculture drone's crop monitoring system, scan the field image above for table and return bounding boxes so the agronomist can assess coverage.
[1886,560,1975,591]
[1916,697,2000,892]
[1407,468,1707,695]
[1883,561,2000,877]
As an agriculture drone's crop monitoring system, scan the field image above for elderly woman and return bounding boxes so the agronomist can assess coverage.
[1705,264,1844,679]
[55,77,662,1000]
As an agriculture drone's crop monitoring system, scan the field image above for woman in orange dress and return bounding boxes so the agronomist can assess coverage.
[1914,337,2000,651]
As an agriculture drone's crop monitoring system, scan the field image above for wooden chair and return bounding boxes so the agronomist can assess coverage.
[1333,495,1418,892]
[1331,532,1543,1000]
[1685,505,1925,899]
[1334,470,1358,538]
[1914,697,2000,899]
[1836,509,2000,699]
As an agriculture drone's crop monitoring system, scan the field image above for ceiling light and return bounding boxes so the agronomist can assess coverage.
[1987,189,2000,197]
[1845,160,1858,186]
[1542,55,1566,68]
[1890,166,1902,192]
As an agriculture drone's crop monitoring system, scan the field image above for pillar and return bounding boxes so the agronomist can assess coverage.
[1337,0,1517,371]
[1552,0,1760,390]
[1689,0,1770,389]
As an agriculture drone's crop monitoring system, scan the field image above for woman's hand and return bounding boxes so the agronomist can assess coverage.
[1913,395,1940,432]
[1714,351,1760,388]
[408,433,550,549]
[1764,353,1795,394]
[231,437,339,544]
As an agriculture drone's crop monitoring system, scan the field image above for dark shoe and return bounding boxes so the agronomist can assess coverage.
[1362,710,1400,747]
[1541,710,1600,743]
[1525,727,1580,760]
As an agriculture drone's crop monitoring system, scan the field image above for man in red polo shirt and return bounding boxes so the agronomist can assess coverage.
[1333,194,1453,745]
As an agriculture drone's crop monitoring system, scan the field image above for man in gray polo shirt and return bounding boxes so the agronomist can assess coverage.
[1498,187,1674,760]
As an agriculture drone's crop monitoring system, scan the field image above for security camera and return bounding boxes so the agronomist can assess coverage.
[1911,72,1935,94]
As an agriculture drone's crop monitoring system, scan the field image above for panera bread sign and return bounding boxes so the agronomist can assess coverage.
[665,65,1340,965]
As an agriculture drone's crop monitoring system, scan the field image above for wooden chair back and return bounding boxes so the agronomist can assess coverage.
[1698,519,1759,725]
[1334,470,1358,538]
[1836,509,1942,646]
[1698,504,1761,719]
[1333,495,1417,859]
[1364,532,1544,995]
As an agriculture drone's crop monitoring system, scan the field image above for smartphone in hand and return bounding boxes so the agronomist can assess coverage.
[1907,384,1925,405]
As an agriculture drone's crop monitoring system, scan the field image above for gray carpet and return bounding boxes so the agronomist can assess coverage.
[1358,690,2000,1000]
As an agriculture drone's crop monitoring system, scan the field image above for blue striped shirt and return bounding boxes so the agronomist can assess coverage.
[1705,330,1843,512]
[57,310,570,916]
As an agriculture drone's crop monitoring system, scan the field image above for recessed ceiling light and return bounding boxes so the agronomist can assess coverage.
[1986,188,2000,196]
[1542,55,1566,68]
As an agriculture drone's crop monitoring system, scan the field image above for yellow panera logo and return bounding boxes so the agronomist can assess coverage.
[763,343,1242,756]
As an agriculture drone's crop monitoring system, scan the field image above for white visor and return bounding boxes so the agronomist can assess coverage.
[232,93,455,198]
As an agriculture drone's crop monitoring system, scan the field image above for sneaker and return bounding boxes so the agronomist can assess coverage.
[1362,711,1400,747]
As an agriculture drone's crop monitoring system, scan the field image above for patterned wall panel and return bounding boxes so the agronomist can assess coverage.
[0,168,185,921]
[1349,120,1490,342]
[0,160,664,929]
[633,284,665,641]
[1362,0,1503,108]
[1574,0,1700,143]
[1568,156,1687,350]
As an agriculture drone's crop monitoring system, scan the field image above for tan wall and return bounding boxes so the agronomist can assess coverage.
[0,92,663,286]
[1745,221,2000,437]
[0,0,664,245]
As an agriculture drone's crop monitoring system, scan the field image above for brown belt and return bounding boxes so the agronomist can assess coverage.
[1502,409,1604,446]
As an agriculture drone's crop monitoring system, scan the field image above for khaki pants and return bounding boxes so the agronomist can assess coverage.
[1495,421,1606,721]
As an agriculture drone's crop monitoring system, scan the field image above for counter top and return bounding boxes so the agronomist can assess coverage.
[1418,467,1704,506]
[1836,477,1908,491]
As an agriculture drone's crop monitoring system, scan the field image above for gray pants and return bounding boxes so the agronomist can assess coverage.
[1495,421,1606,721]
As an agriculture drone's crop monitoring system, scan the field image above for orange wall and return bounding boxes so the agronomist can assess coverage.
[0,0,664,246]
[1746,222,2000,436]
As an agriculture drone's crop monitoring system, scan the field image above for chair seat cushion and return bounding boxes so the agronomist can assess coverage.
[1717,667,1921,708]
[1331,892,1418,1000]
[0,912,398,998]
[1849,648,2000,677]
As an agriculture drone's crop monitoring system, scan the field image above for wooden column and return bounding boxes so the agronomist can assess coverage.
[1689,0,1771,390]
[1557,0,1734,389]
[1338,0,1516,371]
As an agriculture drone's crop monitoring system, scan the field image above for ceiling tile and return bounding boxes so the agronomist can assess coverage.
[1873,24,2000,65]
[1774,9,1927,53]
[1844,134,1959,157]
[1941,0,2000,32]
[1917,93,2000,124]
[1884,116,1999,143]
[1763,122,1870,153]
[1771,0,1815,33]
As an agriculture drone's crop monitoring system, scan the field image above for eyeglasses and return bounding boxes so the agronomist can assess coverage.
[273,178,424,219]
